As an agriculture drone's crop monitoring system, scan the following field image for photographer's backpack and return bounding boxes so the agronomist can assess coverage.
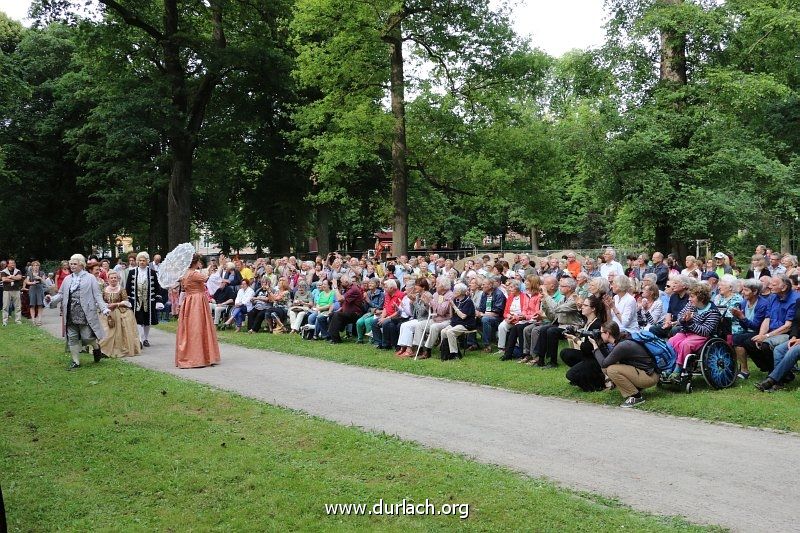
[630,330,677,375]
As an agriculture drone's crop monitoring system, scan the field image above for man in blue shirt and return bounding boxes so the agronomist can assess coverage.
[744,275,798,372]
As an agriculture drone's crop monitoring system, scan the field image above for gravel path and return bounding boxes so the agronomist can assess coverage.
[40,309,798,531]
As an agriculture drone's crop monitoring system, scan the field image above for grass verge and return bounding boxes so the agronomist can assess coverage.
[158,321,800,433]
[0,324,711,531]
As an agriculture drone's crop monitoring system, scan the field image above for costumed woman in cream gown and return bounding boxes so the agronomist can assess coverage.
[99,271,142,357]
[175,253,220,368]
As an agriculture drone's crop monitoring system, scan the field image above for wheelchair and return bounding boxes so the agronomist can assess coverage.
[659,316,737,393]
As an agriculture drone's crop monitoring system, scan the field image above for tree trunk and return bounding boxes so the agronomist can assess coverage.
[780,223,791,254]
[167,137,193,249]
[530,226,539,252]
[659,0,687,85]
[316,204,331,256]
[386,14,408,258]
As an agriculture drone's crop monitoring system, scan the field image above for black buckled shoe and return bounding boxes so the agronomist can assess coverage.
[755,377,776,392]
[68,362,80,371]
[93,347,109,362]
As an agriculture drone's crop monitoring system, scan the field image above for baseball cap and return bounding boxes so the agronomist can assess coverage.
[714,252,727,259]
[701,271,719,280]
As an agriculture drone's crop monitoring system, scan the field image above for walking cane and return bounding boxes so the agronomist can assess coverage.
[414,304,433,360]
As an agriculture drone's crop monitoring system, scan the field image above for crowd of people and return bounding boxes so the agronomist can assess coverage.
[2,245,799,405]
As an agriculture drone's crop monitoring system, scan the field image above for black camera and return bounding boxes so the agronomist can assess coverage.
[580,330,602,342]
[563,325,579,336]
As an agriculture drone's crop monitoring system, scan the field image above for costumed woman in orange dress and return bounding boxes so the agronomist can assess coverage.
[175,253,220,368]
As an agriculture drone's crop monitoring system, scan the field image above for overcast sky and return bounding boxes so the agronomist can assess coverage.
[0,0,608,57]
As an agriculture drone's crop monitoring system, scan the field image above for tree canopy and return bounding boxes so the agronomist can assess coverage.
[0,0,798,261]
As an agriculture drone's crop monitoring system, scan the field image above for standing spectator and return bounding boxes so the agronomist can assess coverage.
[713,252,733,277]
[599,248,624,280]
[650,252,669,291]
[24,260,46,326]
[1,259,24,325]
[564,252,582,279]
[768,252,786,277]
[55,260,71,290]
[745,254,768,280]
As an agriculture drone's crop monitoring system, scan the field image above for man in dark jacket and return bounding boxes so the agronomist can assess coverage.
[474,277,506,352]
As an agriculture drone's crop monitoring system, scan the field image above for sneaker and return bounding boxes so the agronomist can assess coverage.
[67,362,80,371]
[621,395,645,408]
[737,371,750,380]
[142,340,151,347]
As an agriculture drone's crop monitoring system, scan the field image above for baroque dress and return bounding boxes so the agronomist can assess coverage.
[99,287,141,358]
[175,269,220,368]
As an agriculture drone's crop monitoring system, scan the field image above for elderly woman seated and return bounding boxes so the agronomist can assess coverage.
[666,283,721,381]
[221,278,254,332]
[729,278,769,379]
[636,282,664,330]
[605,275,639,334]
[288,280,314,332]
[395,278,432,357]
[440,283,477,359]
[500,275,543,361]
[417,277,454,359]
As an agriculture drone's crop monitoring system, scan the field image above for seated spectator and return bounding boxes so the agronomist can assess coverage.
[681,255,701,280]
[328,276,365,344]
[501,275,543,361]
[246,278,273,333]
[605,275,639,333]
[417,277,454,359]
[587,321,660,407]
[730,278,770,379]
[288,280,314,332]
[473,278,506,353]
[529,276,583,368]
[756,296,800,391]
[562,295,608,391]
[307,279,335,340]
[584,258,601,278]
[666,283,721,381]
[519,274,558,364]
[575,272,590,299]
[650,274,689,338]
[742,274,799,372]
[356,279,384,344]
[496,280,524,356]
[713,274,743,317]
[395,278,431,356]
[637,282,664,329]
[371,279,406,349]
[564,251,581,279]
[267,278,291,333]
[222,278,254,332]
[440,283,477,359]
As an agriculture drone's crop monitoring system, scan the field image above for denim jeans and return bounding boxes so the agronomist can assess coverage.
[480,315,501,348]
[769,340,800,383]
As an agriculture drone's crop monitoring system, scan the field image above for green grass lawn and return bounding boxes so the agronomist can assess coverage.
[0,325,711,531]
[159,321,800,433]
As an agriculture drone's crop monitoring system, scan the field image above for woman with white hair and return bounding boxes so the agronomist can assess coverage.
[46,254,111,369]
[605,275,639,333]
[713,274,743,316]
[396,278,431,357]
[125,251,164,347]
[440,283,476,359]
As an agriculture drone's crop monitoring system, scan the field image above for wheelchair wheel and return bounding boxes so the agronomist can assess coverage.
[699,338,737,389]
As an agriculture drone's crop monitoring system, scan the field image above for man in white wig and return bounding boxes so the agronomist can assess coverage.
[47,254,110,370]
[125,251,163,347]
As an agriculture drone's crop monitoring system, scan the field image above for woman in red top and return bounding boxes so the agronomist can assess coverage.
[500,275,543,360]
[55,260,70,289]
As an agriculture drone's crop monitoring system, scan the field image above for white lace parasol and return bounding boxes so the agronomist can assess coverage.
[158,243,196,289]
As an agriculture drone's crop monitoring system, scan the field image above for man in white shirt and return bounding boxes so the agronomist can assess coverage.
[599,247,625,280]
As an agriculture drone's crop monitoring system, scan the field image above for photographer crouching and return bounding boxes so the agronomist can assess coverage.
[586,321,660,408]
[561,295,608,391]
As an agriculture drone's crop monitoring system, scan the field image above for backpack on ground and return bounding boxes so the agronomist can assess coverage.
[630,330,677,375]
